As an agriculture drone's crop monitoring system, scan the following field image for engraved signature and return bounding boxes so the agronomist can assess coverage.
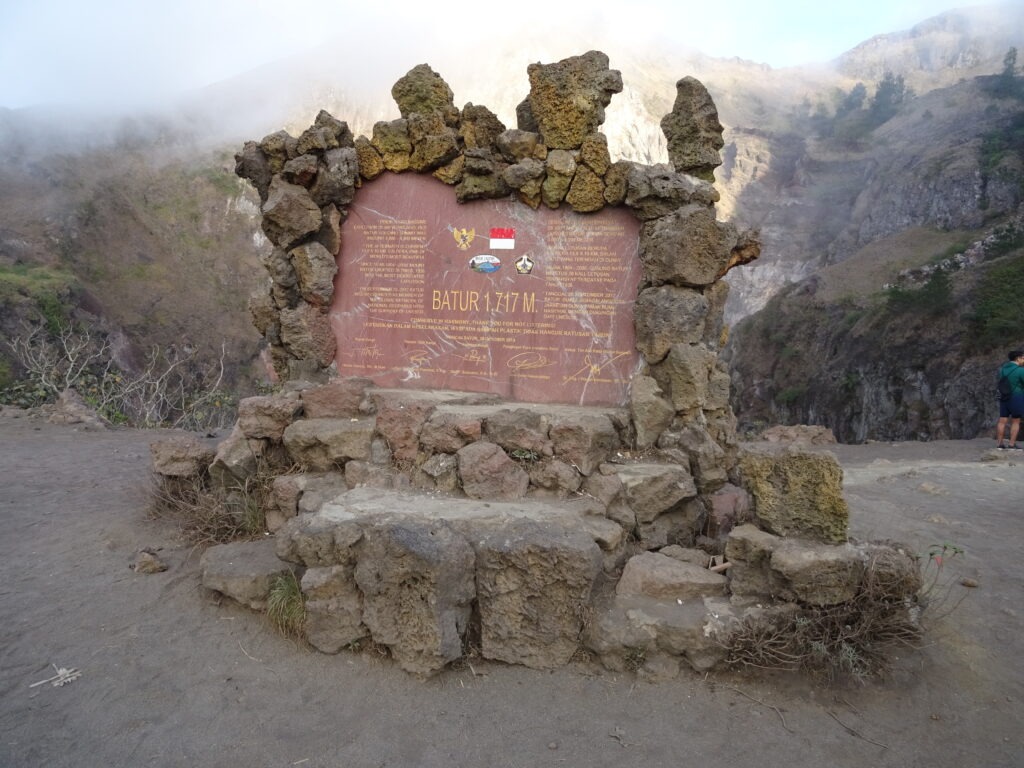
[507,352,552,371]
[455,349,488,365]
[404,349,432,366]
[562,351,628,383]
[349,345,384,360]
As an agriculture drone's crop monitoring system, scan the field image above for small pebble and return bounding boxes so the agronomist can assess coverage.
[547,742,558,750]
[960,578,979,588]
[133,550,168,574]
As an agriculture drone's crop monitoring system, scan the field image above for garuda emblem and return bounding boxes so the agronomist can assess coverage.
[452,227,475,250]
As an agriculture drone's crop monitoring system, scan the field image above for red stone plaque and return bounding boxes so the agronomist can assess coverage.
[330,173,642,405]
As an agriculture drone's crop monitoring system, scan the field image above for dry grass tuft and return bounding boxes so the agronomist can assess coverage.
[723,544,965,683]
[150,461,279,546]
[267,571,306,638]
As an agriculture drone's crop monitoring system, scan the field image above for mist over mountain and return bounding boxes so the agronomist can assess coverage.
[1,4,1022,438]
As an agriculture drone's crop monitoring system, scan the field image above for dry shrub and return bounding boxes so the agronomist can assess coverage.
[723,544,965,683]
[4,320,236,430]
[150,462,278,546]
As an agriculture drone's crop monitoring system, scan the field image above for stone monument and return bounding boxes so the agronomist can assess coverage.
[165,51,923,680]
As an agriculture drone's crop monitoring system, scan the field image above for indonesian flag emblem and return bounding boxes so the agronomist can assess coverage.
[489,227,515,250]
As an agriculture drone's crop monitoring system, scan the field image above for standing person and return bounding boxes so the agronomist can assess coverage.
[996,349,1024,450]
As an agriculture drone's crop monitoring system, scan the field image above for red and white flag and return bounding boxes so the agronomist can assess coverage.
[489,227,515,250]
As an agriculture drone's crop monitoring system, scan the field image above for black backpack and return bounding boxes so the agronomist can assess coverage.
[997,371,1013,402]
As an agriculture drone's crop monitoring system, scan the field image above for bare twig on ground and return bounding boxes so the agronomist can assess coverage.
[608,727,637,747]
[238,640,263,663]
[827,709,889,749]
[723,684,795,733]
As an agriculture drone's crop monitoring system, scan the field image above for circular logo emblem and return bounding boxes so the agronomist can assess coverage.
[469,254,501,273]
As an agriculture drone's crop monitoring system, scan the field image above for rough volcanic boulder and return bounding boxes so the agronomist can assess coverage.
[660,76,725,182]
[525,50,623,150]
[737,444,850,544]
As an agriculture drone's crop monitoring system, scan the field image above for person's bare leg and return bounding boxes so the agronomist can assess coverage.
[997,416,1008,444]
[1010,418,1021,446]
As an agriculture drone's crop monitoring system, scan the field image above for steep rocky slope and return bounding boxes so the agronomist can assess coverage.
[726,210,1024,442]
[721,72,1024,317]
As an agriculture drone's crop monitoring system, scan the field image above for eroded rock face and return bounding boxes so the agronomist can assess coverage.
[407,112,460,172]
[586,595,731,673]
[460,103,506,151]
[565,165,606,212]
[640,205,738,287]
[634,285,709,362]
[724,523,781,597]
[237,395,304,441]
[630,375,675,449]
[272,489,611,675]
[370,389,500,464]
[650,343,721,412]
[420,410,483,454]
[549,411,620,475]
[310,147,359,208]
[770,539,864,606]
[625,163,719,220]
[355,520,475,676]
[301,565,367,653]
[300,378,373,419]
[371,119,412,172]
[484,408,553,457]
[457,441,530,500]
[234,140,273,201]
[290,240,337,307]
[279,304,335,368]
[612,464,697,524]
[476,520,601,668]
[616,552,728,600]
[268,472,349,532]
[209,424,260,483]
[724,524,921,610]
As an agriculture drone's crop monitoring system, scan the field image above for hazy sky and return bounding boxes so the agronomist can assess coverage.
[0,0,1017,109]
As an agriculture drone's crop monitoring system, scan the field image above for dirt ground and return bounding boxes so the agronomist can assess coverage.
[1,408,1021,768]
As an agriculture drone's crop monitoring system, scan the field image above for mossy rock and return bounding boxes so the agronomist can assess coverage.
[737,445,849,544]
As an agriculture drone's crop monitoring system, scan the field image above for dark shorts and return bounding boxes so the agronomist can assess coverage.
[1007,392,1024,419]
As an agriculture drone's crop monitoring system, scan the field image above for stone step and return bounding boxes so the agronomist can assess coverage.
[275,487,615,676]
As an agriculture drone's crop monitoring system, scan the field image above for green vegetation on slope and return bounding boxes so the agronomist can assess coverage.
[0,264,78,333]
[884,270,954,316]
[810,71,914,143]
[966,252,1024,351]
